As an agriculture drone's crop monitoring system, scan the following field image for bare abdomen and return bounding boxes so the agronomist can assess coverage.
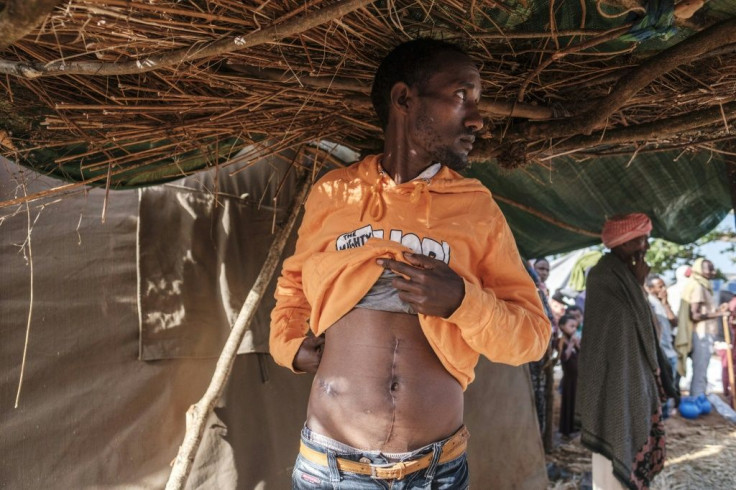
[305,308,463,452]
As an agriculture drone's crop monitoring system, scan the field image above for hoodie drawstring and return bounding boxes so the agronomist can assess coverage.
[360,181,386,222]
[360,160,433,227]
[409,180,432,228]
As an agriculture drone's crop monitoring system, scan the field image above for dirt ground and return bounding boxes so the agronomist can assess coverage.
[546,389,736,489]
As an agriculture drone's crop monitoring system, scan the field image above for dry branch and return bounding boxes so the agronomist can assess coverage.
[164,172,312,490]
[0,0,373,78]
[471,101,736,160]
[2,0,736,177]
[0,0,66,52]
[546,101,736,153]
[517,17,736,141]
[229,64,555,119]
[516,23,633,102]
[493,193,599,237]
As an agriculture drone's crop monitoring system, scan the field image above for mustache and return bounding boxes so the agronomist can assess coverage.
[459,131,476,142]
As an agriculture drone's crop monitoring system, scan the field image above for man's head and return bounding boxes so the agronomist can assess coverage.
[533,257,550,283]
[550,291,567,318]
[646,274,666,295]
[558,314,577,336]
[371,38,483,171]
[566,305,583,324]
[693,258,717,280]
[601,213,652,261]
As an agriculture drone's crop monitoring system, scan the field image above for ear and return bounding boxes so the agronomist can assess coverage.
[389,82,412,117]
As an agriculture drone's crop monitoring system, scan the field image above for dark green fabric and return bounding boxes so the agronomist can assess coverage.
[466,152,732,258]
[24,137,244,189]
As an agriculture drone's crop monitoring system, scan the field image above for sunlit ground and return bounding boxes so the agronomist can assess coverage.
[547,355,736,489]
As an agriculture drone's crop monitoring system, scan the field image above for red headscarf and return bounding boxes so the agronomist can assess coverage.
[601,213,652,249]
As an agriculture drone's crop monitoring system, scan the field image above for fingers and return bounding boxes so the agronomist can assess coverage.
[377,258,422,279]
[401,252,439,268]
[376,252,443,275]
[391,275,423,294]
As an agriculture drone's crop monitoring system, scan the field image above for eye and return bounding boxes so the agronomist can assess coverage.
[455,89,467,101]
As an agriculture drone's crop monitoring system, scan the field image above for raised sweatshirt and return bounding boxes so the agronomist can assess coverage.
[269,154,550,389]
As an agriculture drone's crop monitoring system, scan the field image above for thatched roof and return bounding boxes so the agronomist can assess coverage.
[0,0,734,255]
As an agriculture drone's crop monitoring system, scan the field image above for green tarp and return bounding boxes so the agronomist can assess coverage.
[467,152,732,257]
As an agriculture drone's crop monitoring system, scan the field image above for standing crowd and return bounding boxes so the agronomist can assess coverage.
[528,214,734,489]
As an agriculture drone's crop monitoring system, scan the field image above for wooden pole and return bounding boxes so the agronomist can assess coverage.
[722,316,736,410]
[164,173,311,490]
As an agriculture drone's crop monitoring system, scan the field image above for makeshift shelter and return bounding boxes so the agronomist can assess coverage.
[2,0,736,488]
[1,152,546,488]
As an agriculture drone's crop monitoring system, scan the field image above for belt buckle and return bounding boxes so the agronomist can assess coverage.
[369,461,391,479]
[369,461,407,480]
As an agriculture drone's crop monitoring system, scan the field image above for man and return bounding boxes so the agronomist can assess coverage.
[270,39,550,488]
[675,258,728,397]
[566,304,584,337]
[646,274,678,417]
[577,214,673,489]
[532,257,550,296]
[524,259,557,451]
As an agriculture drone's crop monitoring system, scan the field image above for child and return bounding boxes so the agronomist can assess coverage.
[558,314,580,437]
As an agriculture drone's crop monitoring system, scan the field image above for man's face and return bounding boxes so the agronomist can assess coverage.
[616,234,650,261]
[408,52,483,171]
[534,260,550,283]
[561,319,577,336]
[702,260,716,279]
[647,278,666,296]
[569,309,582,324]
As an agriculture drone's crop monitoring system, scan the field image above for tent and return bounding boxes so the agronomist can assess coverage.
[0,152,546,488]
[3,1,736,488]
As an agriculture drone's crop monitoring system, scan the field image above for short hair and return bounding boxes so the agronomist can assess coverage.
[558,314,575,327]
[646,274,662,288]
[371,38,468,129]
[533,257,549,265]
[566,305,582,314]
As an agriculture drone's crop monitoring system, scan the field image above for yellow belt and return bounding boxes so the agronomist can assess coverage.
[298,426,469,481]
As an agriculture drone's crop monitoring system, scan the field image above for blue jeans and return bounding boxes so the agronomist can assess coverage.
[292,426,470,489]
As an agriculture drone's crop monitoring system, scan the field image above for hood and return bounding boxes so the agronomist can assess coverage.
[353,154,491,228]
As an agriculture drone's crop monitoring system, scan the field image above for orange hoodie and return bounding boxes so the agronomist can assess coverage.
[270,155,550,389]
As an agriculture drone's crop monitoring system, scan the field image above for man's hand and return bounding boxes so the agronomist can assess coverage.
[629,252,650,286]
[293,334,325,374]
[376,252,465,318]
[657,287,669,304]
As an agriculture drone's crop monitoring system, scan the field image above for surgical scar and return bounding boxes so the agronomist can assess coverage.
[318,378,338,397]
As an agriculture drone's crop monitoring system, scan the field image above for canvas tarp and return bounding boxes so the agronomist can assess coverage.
[467,151,733,258]
[0,155,546,489]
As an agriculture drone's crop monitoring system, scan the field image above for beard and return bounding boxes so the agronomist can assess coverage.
[432,145,469,171]
[415,110,472,171]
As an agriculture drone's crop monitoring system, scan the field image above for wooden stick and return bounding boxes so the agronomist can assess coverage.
[164,173,311,490]
[0,0,373,78]
[517,17,736,140]
[723,315,736,410]
[491,193,599,237]
[227,65,556,120]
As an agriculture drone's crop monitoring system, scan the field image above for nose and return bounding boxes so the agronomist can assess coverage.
[464,102,484,132]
